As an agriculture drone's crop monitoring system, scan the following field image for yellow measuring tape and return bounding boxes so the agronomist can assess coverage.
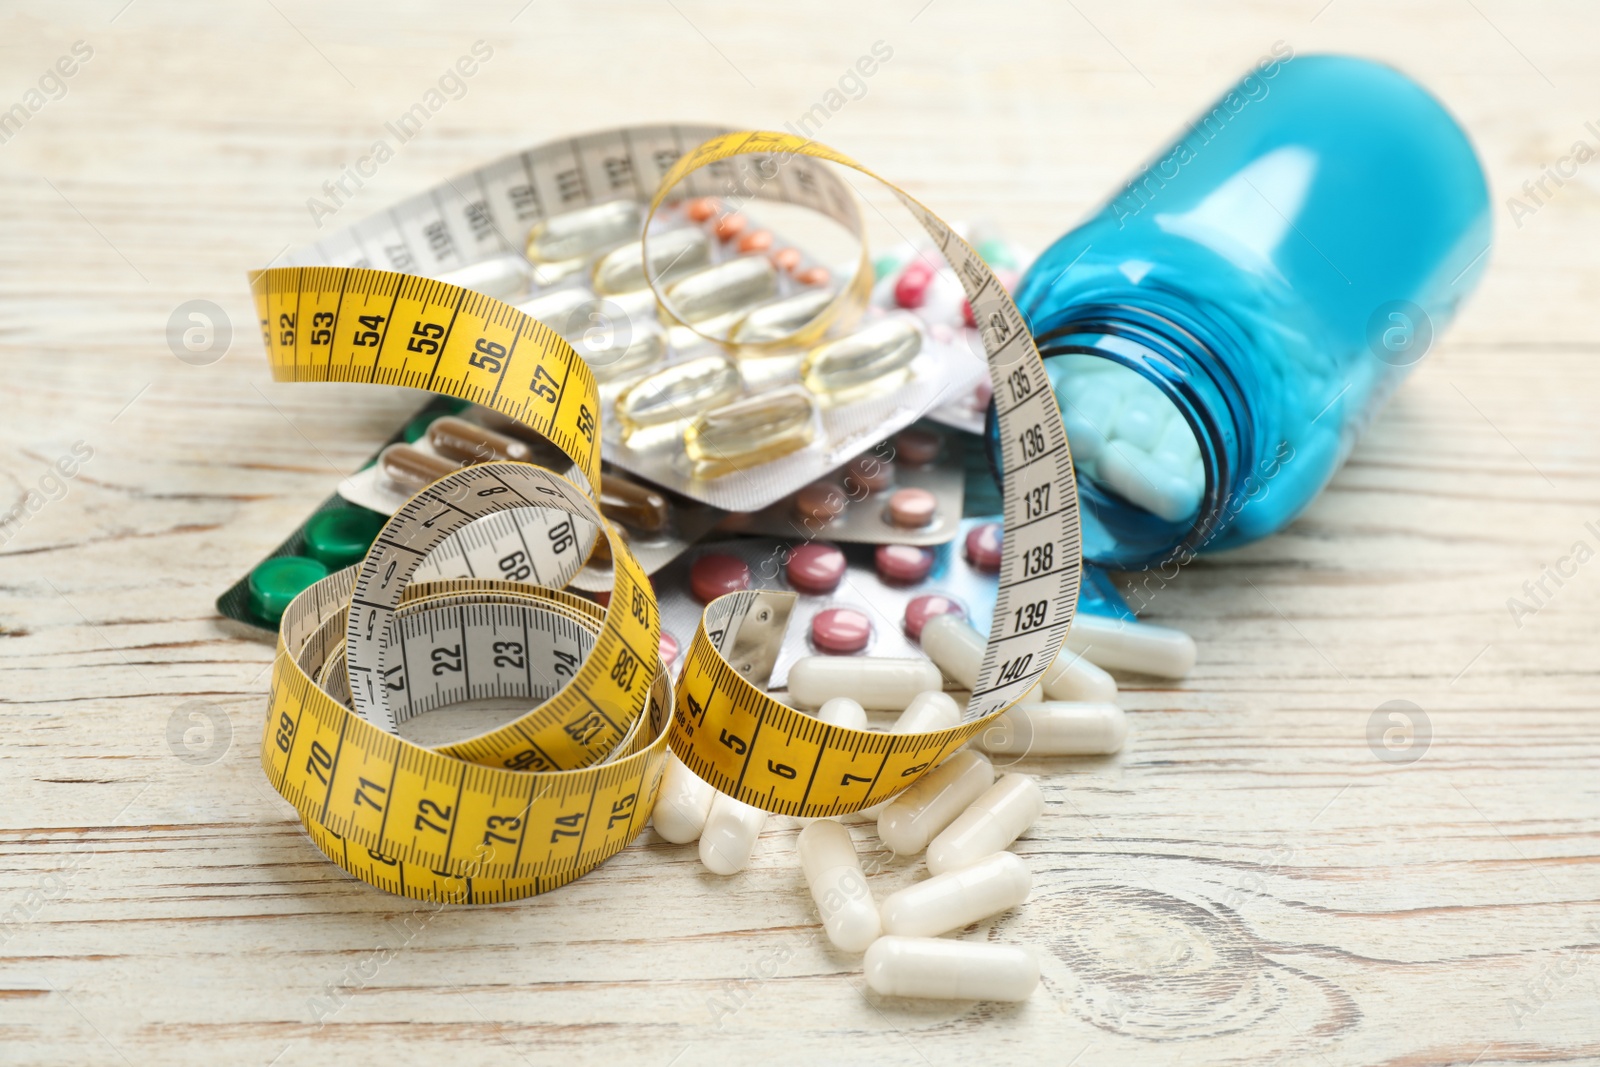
[252,129,1081,902]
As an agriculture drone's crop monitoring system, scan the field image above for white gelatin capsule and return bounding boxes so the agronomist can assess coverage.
[920,615,1042,701]
[615,353,742,436]
[925,773,1045,876]
[699,792,767,875]
[664,256,779,323]
[864,936,1039,1001]
[849,692,961,822]
[890,691,960,734]
[800,318,922,398]
[1152,414,1201,466]
[975,702,1128,757]
[683,387,816,471]
[877,750,994,856]
[592,227,712,295]
[1040,649,1118,704]
[1065,613,1196,679]
[1099,440,1203,524]
[1061,406,1110,462]
[652,753,715,844]
[525,199,642,263]
[797,820,881,952]
[1111,397,1166,451]
[729,287,837,345]
[813,696,870,731]
[787,656,943,710]
[436,254,533,301]
[880,851,1032,937]
[919,614,984,689]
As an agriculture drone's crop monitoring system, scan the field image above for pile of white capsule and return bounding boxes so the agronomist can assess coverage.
[653,611,1196,1002]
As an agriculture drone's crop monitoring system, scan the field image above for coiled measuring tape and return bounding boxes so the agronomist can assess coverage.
[252,128,1080,901]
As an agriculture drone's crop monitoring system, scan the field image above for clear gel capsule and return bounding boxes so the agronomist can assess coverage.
[797,820,881,952]
[377,443,457,497]
[663,256,779,323]
[525,199,642,263]
[616,354,743,436]
[435,254,533,301]
[880,851,1032,938]
[876,750,994,856]
[516,288,600,339]
[1041,648,1119,704]
[699,792,767,875]
[813,696,870,731]
[426,416,534,464]
[653,753,715,844]
[592,226,712,295]
[729,287,837,345]
[925,773,1045,876]
[574,320,667,382]
[976,702,1128,757]
[529,256,588,288]
[787,656,944,711]
[890,691,960,734]
[666,312,740,353]
[599,472,670,532]
[1065,613,1196,679]
[864,936,1039,1002]
[801,318,922,397]
[683,387,816,470]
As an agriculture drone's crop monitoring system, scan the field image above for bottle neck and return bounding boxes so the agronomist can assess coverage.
[1029,301,1258,569]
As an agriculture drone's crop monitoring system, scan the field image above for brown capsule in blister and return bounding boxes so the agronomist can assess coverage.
[471,409,568,467]
[600,472,670,533]
[378,443,458,497]
[427,416,534,464]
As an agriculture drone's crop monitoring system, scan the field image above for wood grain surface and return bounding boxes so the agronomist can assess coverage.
[2,1,1598,1064]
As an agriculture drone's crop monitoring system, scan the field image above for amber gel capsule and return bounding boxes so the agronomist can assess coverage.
[525,199,642,263]
[865,937,1039,1001]
[880,851,1032,938]
[876,750,994,856]
[801,318,922,398]
[797,820,881,953]
[683,388,816,470]
[616,354,742,437]
[925,773,1045,876]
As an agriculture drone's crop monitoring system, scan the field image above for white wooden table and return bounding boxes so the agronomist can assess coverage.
[3,2,1598,1063]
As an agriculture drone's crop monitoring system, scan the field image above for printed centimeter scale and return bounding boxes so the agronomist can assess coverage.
[252,129,1080,903]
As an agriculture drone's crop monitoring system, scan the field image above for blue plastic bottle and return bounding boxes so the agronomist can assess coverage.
[989,51,1491,572]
